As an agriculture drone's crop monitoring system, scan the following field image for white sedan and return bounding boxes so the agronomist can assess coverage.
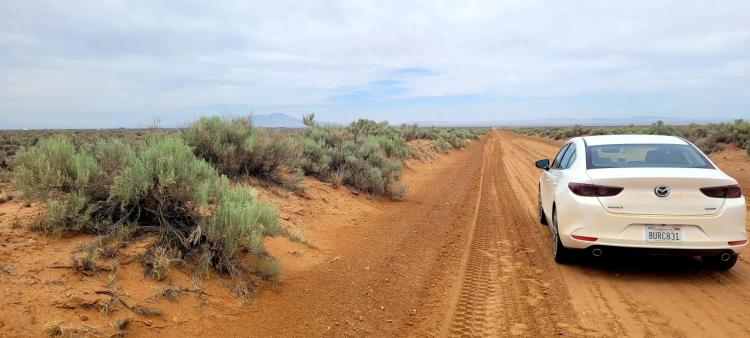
[536,135,747,270]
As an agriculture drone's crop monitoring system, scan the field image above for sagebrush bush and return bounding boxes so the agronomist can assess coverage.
[14,133,281,290]
[297,115,487,199]
[14,136,101,199]
[299,115,407,199]
[184,117,297,184]
[206,181,280,259]
[514,119,750,154]
[183,116,254,177]
[109,135,218,215]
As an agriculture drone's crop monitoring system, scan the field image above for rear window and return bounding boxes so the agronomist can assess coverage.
[586,144,714,169]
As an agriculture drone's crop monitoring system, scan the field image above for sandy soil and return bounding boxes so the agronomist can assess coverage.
[1,131,750,337]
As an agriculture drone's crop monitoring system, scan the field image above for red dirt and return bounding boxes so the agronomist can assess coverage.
[2,131,750,337]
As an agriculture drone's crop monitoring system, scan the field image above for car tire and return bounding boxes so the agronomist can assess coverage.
[702,252,738,271]
[539,188,548,225]
[552,208,573,264]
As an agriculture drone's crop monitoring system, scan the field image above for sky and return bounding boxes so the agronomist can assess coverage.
[1,0,749,129]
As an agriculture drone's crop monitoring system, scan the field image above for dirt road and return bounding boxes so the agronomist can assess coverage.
[3,130,750,337]
[228,130,750,337]
[437,130,750,337]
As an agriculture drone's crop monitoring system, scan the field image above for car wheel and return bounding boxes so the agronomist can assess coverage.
[539,188,548,225]
[552,208,573,264]
[702,252,738,271]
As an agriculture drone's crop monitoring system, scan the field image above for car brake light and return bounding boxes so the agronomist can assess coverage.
[728,240,748,246]
[572,234,598,241]
[568,182,623,197]
[700,185,743,199]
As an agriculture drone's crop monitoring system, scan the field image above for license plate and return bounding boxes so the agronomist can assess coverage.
[645,225,682,243]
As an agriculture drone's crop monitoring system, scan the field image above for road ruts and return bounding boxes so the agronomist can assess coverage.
[442,131,586,337]
[438,130,750,338]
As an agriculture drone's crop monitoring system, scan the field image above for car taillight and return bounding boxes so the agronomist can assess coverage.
[700,185,743,199]
[568,182,623,197]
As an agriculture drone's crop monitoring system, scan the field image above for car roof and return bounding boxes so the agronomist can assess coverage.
[580,134,688,146]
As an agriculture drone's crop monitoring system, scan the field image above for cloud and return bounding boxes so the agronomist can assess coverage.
[0,0,749,128]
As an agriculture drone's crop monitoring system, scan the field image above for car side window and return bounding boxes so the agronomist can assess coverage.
[560,144,577,169]
[551,143,571,169]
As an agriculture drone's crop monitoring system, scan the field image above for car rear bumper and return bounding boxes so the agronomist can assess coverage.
[556,194,748,254]
[577,244,739,257]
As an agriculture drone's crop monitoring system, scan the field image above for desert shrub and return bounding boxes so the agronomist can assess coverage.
[91,139,131,175]
[184,116,296,185]
[387,182,408,201]
[299,125,334,177]
[40,193,101,234]
[514,119,750,155]
[13,136,101,200]
[245,129,298,179]
[296,116,487,199]
[299,115,407,199]
[205,181,280,260]
[14,134,281,289]
[433,137,451,153]
[183,116,253,177]
[254,256,282,282]
[108,135,218,222]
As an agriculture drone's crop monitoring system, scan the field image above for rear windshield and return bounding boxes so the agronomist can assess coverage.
[586,144,714,169]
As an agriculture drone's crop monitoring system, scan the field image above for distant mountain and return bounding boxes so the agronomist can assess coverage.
[250,113,305,128]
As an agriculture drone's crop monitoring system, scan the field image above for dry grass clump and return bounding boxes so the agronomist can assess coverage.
[142,246,181,281]
[254,256,282,282]
[0,187,10,203]
[43,320,65,337]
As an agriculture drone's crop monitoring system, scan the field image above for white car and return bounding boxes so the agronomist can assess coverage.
[536,134,747,270]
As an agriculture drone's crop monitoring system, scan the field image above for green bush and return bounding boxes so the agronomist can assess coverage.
[206,181,280,259]
[296,116,488,199]
[14,136,100,200]
[299,115,407,199]
[109,135,218,214]
[184,116,296,184]
[183,116,254,177]
[14,134,281,288]
[514,119,750,154]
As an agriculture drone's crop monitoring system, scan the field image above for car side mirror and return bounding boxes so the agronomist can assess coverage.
[535,159,550,170]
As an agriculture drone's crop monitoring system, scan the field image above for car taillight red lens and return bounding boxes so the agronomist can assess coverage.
[700,185,743,199]
[568,182,623,197]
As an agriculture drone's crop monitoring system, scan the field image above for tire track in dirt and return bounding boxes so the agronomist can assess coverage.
[443,131,586,337]
[478,130,750,338]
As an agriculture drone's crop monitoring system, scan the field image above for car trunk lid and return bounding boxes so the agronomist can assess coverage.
[586,168,730,216]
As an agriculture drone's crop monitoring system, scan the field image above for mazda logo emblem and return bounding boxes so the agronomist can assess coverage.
[654,186,670,197]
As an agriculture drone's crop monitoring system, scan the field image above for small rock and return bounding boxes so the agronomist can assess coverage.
[79,314,88,321]
[380,305,385,310]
